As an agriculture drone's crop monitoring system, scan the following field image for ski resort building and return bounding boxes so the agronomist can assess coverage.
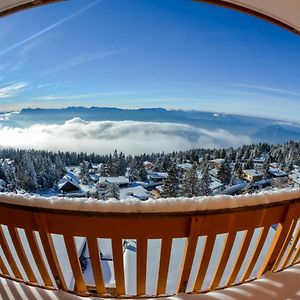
[0,1,300,300]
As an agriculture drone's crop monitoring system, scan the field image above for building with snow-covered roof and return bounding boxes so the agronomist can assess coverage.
[98,176,129,188]
[148,171,168,183]
[242,169,263,182]
[143,161,154,170]
[58,172,81,193]
[208,158,224,169]
[120,186,149,201]
[177,162,193,171]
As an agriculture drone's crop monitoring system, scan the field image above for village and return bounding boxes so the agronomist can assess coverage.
[55,155,300,201]
[0,141,300,200]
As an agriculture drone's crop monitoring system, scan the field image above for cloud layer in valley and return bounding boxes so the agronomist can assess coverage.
[0,119,251,154]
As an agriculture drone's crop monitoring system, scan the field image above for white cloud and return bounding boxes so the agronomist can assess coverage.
[0,119,251,154]
[0,82,27,99]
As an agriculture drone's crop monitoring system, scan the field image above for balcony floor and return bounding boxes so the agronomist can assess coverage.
[0,264,300,300]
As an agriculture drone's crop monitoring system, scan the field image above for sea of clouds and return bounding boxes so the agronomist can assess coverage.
[0,118,251,154]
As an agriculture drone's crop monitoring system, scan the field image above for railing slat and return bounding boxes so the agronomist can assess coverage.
[8,227,37,283]
[136,238,147,296]
[193,234,216,292]
[156,237,172,295]
[241,226,269,281]
[35,213,67,291]
[87,237,106,295]
[178,217,200,293]
[0,226,22,279]
[210,232,236,290]
[291,239,300,265]
[257,204,296,276]
[25,229,53,287]
[0,252,8,276]
[226,228,254,286]
[281,222,300,268]
[111,238,125,295]
[64,235,87,294]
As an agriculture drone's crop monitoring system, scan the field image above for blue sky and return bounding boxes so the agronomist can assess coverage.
[0,0,300,122]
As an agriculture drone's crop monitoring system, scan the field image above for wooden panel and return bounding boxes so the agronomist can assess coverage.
[0,253,8,275]
[258,204,297,275]
[241,226,269,281]
[136,238,147,296]
[281,222,300,268]
[226,228,254,286]
[178,217,200,293]
[193,234,216,292]
[291,240,300,264]
[210,232,236,289]
[35,213,67,291]
[0,226,22,279]
[64,235,87,294]
[111,238,125,295]
[87,237,105,295]
[156,238,172,295]
[8,227,37,283]
[25,230,53,287]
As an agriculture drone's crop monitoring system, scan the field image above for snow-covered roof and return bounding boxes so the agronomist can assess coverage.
[269,168,288,177]
[148,172,168,179]
[120,186,149,200]
[57,172,80,190]
[177,163,193,170]
[0,188,299,214]
[289,170,300,185]
[243,169,263,177]
[210,177,223,190]
[99,176,129,185]
[209,158,224,164]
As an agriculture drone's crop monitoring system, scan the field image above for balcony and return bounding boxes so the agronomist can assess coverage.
[0,190,299,299]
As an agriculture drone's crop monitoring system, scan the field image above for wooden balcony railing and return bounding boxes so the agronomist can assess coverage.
[0,195,299,298]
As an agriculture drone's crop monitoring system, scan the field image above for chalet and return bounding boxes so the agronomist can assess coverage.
[98,176,129,188]
[208,159,224,169]
[149,185,163,199]
[242,169,263,182]
[143,161,153,170]
[148,172,168,183]
[120,186,149,201]
[58,178,80,193]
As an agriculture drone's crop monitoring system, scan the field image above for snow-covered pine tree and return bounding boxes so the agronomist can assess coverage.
[104,183,120,200]
[179,163,200,197]
[217,158,231,185]
[199,165,212,196]
[161,163,179,198]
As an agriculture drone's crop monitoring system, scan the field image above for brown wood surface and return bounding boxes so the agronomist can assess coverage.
[87,237,106,294]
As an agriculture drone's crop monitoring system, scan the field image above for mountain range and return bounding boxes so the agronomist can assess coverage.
[0,106,300,145]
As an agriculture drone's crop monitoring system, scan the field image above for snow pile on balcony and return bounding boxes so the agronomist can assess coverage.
[0,188,299,213]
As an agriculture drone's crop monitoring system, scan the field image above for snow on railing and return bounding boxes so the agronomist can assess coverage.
[0,189,299,298]
[0,187,299,213]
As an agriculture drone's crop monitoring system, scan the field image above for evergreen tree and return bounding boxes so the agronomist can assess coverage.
[179,163,200,197]
[199,165,212,196]
[161,163,179,198]
[217,159,231,185]
[104,183,120,200]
